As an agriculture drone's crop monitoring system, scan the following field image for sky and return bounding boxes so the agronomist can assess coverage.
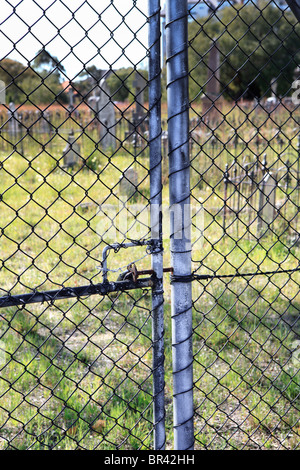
[0,0,149,79]
[1,0,288,80]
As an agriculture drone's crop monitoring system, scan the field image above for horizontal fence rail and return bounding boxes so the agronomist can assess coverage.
[0,277,155,309]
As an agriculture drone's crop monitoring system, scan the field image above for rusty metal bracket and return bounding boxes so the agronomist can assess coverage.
[121,263,173,283]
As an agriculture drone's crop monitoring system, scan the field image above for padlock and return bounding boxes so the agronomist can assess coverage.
[116,269,134,282]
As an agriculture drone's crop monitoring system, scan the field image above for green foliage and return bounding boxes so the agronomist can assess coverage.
[32,49,66,76]
[1,126,300,449]
[76,66,148,103]
[0,49,67,105]
[0,59,35,103]
[188,1,300,101]
[21,70,65,105]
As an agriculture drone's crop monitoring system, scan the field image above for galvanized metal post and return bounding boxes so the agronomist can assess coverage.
[285,0,300,22]
[149,0,165,450]
[166,0,194,450]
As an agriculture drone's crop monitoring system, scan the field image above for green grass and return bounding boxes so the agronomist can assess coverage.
[0,294,154,450]
[0,106,300,449]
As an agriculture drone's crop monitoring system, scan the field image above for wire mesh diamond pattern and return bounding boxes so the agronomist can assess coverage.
[1,0,300,452]
[0,0,157,450]
[189,0,300,450]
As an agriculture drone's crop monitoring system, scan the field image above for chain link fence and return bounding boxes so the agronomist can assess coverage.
[0,0,165,450]
[188,0,300,450]
[0,0,300,451]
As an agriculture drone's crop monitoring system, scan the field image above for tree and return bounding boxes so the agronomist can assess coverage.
[188,1,300,101]
[0,49,67,105]
[106,68,135,102]
[21,71,65,105]
[33,49,66,77]
[0,58,35,103]
[75,66,148,103]
[107,68,149,103]
[75,66,107,98]
[29,49,67,104]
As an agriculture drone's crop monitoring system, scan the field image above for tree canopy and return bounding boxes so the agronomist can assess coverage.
[0,59,35,104]
[188,1,300,101]
[75,66,148,103]
[32,49,65,76]
[1,2,299,106]
[0,50,67,105]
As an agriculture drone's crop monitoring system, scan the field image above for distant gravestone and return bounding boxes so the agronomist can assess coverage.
[257,172,277,237]
[40,111,51,134]
[206,41,220,99]
[293,66,300,82]
[88,75,116,151]
[133,72,147,119]
[201,39,221,122]
[98,78,116,150]
[88,92,98,114]
[119,168,138,200]
[0,80,5,105]
[62,132,81,168]
[68,85,74,110]
[270,77,277,100]
[162,130,168,158]
[7,102,19,136]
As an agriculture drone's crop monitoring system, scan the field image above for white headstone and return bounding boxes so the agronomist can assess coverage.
[270,77,277,99]
[133,72,147,117]
[88,77,116,151]
[0,80,5,105]
[40,111,50,134]
[63,133,81,168]
[98,78,116,150]
[119,168,138,200]
[257,172,277,236]
[7,102,19,136]
[69,85,74,108]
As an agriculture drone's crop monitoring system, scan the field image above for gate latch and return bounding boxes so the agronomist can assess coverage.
[117,263,173,283]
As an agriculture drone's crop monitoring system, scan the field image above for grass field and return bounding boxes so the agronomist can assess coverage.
[0,102,300,449]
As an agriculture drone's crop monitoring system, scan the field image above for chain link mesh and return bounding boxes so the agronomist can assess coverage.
[0,0,160,450]
[189,0,300,450]
[1,0,300,451]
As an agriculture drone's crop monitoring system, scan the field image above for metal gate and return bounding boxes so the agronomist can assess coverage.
[188,0,300,450]
[0,0,300,451]
[0,0,165,451]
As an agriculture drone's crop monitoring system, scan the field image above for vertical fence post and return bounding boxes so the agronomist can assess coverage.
[149,0,165,450]
[166,0,194,450]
